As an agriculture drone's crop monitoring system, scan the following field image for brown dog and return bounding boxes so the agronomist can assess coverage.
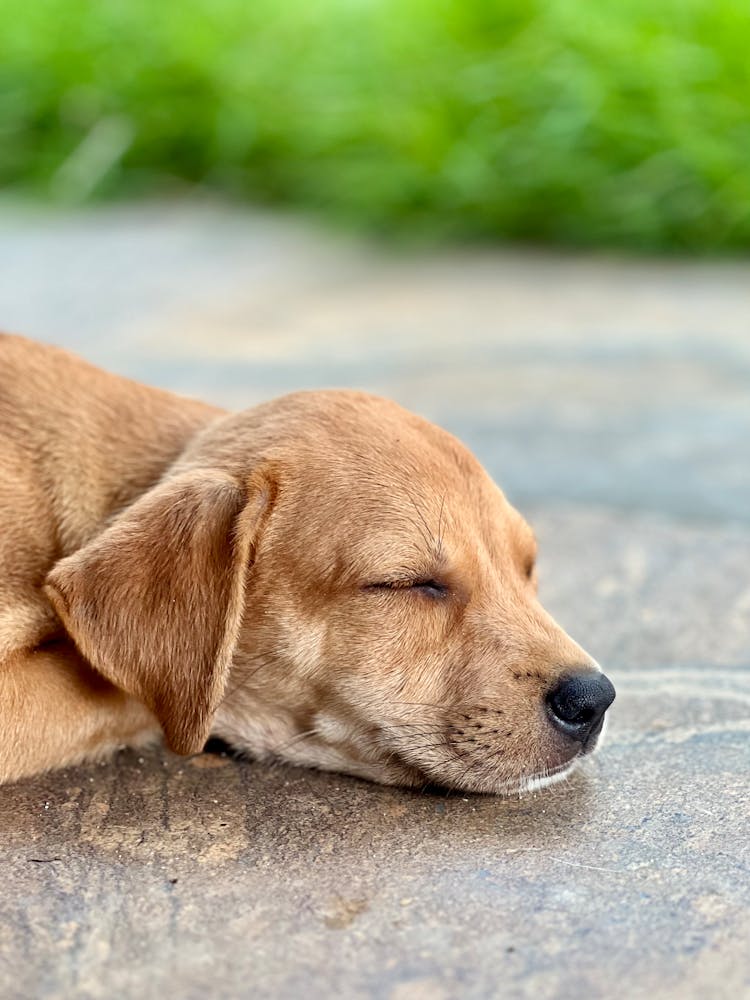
[0,333,614,791]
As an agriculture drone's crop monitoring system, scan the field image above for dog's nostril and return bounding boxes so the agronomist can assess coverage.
[546,670,616,743]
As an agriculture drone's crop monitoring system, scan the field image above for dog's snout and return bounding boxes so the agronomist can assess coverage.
[546,671,616,743]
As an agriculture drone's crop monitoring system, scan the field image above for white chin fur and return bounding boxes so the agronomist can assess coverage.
[519,761,579,794]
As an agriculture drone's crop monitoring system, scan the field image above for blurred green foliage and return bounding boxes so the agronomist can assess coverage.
[2,0,750,249]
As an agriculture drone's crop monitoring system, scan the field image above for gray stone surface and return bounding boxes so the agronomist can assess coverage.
[0,201,748,999]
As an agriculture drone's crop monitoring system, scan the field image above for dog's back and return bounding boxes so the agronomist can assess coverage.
[0,334,219,657]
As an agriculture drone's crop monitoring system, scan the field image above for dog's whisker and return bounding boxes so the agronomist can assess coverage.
[272,728,320,756]
[379,722,448,735]
[385,733,501,757]
[382,700,458,713]
[402,485,439,555]
[436,493,446,558]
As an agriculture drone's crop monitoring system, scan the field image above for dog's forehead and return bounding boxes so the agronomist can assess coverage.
[215,393,534,557]
[280,394,485,481]
[268,400,533,562]
[220,392,481,486]
[289,412,493,513]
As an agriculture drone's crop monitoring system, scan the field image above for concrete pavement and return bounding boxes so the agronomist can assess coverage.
[0,200,748,999]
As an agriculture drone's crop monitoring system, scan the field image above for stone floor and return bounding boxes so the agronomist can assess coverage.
[0,200,749,999]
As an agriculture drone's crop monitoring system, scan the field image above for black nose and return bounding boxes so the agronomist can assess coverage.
[546,671,616,743]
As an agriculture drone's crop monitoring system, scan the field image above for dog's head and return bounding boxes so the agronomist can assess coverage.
[46,391,614,794]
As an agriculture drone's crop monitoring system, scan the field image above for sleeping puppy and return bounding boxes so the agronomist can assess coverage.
[0,333,614,792]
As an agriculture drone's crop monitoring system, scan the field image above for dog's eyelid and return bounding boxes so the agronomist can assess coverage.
[364,577,449,597]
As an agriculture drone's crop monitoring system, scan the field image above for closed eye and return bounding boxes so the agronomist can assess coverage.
[365,578,449,598]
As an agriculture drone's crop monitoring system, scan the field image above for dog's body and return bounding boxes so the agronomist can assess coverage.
[1,334,614,790]
[0,335,215,779]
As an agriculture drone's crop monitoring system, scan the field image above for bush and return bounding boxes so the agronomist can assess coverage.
[3,0,750,250]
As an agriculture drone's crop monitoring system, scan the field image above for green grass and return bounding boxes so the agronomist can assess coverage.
[3,0,750,250]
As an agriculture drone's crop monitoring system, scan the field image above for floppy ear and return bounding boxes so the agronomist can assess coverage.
[45,468,274,754]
